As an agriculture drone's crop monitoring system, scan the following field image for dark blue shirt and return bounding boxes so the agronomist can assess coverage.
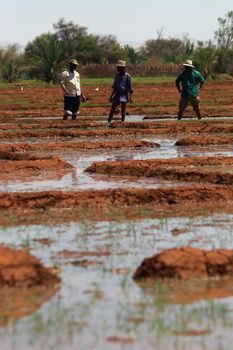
[112,72,133,102]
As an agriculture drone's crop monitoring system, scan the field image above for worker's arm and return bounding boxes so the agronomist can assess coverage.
[61,82,69,96]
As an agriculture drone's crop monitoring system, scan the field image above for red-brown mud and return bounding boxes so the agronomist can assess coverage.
[0,121,106,130]
[133,246,233,280]
[0,246,60,288]
[1,120,233,140]
[0,157,73,179]
[0,185,232,213]
[0,140,159,157]
[0,116,106,124]
[110,120,233,134]
[1,81,233,117]
[176,135,233,146]
[86,156,233,185]
[0,128,162,140]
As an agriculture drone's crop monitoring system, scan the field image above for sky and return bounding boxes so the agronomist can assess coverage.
[1,0,233,47]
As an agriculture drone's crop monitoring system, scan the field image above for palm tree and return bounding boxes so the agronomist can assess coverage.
[0,45,22,82]
[25,33,66,84]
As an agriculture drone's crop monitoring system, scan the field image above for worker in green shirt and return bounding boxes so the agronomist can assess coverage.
[175,60,205,120]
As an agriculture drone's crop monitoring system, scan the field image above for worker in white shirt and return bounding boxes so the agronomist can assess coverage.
[61,59,86,120]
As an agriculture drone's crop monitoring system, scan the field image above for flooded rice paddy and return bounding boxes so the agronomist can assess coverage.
[0,110,233,350]
[1,216,233,349]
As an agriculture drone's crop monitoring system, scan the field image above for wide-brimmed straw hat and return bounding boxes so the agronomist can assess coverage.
[182,59,194,68]
[116,59,126,67]
[70,59,79,66]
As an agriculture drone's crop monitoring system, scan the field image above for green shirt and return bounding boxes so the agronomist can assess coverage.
[176,69,205,98]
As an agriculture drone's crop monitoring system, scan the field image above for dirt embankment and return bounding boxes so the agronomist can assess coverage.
[0,185,232,214]
[0,157,73,179]
[0,140,159,158]
[110,120,233,134]
[0,121,106,131]
[86,156,233,185]
[0,116,106,124]
[1,120,233,140]
[133,246,233,280]
[176,135,233,146]
[0,128,161,140]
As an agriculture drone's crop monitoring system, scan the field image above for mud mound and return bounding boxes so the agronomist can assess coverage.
[2,121,233,140]
[0,140,159,155]
[0,128,159,140]
[133,246,233,280]
[0,246,60,288]
[0,157,73,178]
[86,156,233,185]
[0,185,232,213]
[176,135,233,146]
[86,156,233,174]
[0,150,34,160]
[110,120,233,134]
[0,121,105,131]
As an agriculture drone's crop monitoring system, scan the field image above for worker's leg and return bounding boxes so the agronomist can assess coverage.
[108,101,118,123]
[191,97,202,120]
[63,96,73,120]
[72,95,81,120]
[121,102,126,122]
[178,97,188,120]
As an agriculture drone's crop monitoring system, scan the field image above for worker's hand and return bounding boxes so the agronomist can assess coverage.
[81,94,86,102]
[61,85,69,95]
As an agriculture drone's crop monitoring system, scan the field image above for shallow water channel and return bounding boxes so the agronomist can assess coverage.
[1,137,233,192]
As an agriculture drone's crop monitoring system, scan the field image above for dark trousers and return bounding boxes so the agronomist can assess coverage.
[64,95,81,116]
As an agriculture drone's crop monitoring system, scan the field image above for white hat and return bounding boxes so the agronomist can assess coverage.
[116,59,126,67]
[182,60,194,68]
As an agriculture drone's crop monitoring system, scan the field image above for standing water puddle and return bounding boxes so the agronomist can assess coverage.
[0,214,233,349]
[1,116,233,350]
[0,138,233,192]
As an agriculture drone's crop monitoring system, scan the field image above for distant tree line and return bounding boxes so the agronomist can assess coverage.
[1,12,233,83]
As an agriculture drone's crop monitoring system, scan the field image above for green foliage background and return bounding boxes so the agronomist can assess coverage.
[1,12,233,83]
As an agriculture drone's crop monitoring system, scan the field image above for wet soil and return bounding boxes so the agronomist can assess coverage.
[133,246,233,280]
[1,119,233,141]
[1,81,233,117]
[1,81,233,349]
[176,135,233,146]
[0,157,74,179]
[86,156,233,185]
[0,185,232,215]
[0,140,159,156]
[0,246,60,288]
[0,121,107,131]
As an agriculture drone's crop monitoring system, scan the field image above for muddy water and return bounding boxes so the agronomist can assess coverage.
[1,137,233,192]
[0,214,233,349]
[1,115,233,350]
